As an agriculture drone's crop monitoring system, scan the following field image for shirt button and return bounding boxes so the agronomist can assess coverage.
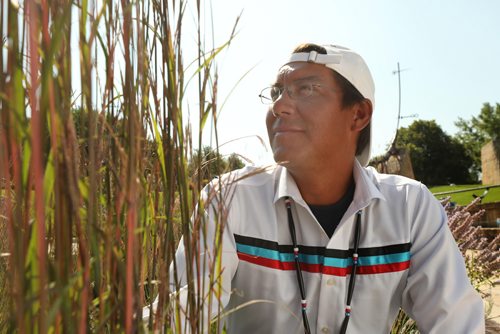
[326,278,335,286]
[321,326,330,333]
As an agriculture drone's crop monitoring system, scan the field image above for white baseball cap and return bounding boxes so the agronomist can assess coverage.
[284,44,375,166]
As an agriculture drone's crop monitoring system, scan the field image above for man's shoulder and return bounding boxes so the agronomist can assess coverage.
[221,164,278,185]
[362,166,425,194]
[206,164,279,194]
[361,166,439,212]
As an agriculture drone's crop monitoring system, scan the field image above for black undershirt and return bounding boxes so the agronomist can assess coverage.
[307,181,355,238]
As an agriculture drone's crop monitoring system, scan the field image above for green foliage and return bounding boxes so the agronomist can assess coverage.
[455,102,500,178]
[395,120,474,185]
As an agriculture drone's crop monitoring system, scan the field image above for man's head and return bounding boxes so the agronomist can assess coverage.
[264,43,374,168]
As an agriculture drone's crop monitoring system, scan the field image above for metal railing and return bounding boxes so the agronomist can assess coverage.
[433,184,500,196]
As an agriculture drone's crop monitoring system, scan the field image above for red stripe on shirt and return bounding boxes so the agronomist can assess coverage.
[237,252,296,270]
[355,261,410,275]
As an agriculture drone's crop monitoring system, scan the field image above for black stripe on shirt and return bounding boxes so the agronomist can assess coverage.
[234,233,411,258]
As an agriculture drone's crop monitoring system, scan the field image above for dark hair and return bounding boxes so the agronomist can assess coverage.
[292,43,370,156]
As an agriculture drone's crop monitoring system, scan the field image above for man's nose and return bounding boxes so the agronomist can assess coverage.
[272,87,294,117]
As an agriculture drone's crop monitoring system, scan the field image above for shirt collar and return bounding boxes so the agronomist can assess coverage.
[273,160,385,209]
[274,165,304,205]
[351,159,386,209]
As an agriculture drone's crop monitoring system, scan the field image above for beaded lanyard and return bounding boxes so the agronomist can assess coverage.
[284,197,362,334]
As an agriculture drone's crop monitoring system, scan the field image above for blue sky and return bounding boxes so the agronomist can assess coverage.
[189,0,500,165]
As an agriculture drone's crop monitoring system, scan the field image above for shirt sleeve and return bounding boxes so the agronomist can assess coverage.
[143,182,239,333]
[401,183,485,334]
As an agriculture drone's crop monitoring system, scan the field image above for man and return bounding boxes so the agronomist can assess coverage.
[148,43,485,333]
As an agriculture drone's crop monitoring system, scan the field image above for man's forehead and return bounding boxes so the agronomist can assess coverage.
[275,62,330,83]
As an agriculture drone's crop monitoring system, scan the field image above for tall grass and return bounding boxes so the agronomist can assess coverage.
[0,0,238,332]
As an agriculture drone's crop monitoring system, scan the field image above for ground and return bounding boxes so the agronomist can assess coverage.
[484,278,500,333]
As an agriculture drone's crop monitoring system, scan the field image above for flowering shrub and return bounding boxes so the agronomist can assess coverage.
[446,198,500,288]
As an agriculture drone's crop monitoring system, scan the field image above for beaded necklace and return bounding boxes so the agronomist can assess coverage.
[284,197,362,334]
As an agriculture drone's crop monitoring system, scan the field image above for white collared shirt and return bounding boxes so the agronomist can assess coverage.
[147,161,484,334]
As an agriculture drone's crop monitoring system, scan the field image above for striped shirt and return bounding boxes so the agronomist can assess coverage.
[148,161,484,333]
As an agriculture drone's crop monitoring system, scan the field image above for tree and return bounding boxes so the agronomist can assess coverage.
[395,120,473,186]
[188,146,245,184]
[455,102,500,179]
[227,153,245,171]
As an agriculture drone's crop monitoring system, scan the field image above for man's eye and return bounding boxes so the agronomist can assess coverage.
[270,87,282,101]
[295,83,313,97]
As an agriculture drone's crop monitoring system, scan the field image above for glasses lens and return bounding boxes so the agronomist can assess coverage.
[269,86,282,102]
[259,87,275,104]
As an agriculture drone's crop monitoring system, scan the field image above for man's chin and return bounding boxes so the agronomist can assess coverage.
[272,151,294,168]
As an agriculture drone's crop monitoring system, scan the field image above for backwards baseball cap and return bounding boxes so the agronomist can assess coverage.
[284,44,375,166]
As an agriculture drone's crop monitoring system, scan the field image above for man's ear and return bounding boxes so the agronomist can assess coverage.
[351,99,373,132]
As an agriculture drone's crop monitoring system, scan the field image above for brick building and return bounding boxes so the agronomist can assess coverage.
[481,140,500,185]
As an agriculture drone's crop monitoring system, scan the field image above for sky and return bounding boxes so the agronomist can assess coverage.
[184,0,500,166]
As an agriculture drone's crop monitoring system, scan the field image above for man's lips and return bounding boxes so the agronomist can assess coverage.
[272,126,303,135]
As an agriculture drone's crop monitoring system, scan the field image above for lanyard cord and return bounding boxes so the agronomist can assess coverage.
[339,210,362,334]
[284,197,362,334]
[285,198,311,334]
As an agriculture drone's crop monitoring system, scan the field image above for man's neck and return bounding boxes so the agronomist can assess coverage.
[288,159,355,205]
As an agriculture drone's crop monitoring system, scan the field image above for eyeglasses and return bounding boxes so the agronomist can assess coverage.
[258,82,322,105]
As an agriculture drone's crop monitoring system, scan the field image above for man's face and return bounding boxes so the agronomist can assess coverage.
[265,62,358,171]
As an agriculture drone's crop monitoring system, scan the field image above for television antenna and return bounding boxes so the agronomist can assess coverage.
[373,62,418,177]
[391,62,417,144]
